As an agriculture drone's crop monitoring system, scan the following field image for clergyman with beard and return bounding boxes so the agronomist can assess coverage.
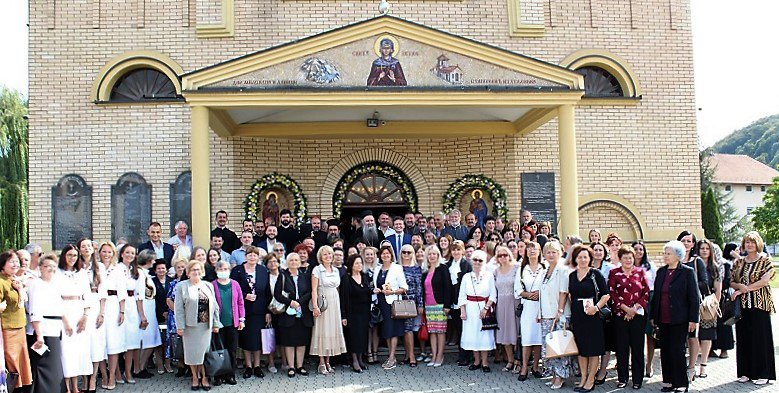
[350,210,385,248]
[277,209,301,252]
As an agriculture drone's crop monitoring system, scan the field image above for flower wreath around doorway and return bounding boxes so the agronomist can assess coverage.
[442,174,508,220]
[244,173,308,227]
[332,162,418,218]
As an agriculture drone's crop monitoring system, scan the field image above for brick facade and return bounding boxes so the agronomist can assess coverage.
[27,0,700,254]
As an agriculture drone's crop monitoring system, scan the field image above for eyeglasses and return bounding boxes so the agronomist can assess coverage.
[508,245,517,248]
[471,258,484,262]
[401,251,412,254]
[497,254,509,258]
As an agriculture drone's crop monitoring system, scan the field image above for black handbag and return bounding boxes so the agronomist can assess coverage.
[481,306,499,331]
[369,304,384,326]
[590,272,612,321]
[174,335,185,361]
[204,334,232,377]
[720,294,742,326]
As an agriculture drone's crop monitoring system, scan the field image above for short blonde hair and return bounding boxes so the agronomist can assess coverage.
[317,245,335,265]
[741,231,764,255]
[185,260,204,278]
[542,239,563,256]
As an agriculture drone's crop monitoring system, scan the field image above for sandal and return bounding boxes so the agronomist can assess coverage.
[698,364,707,378]
[318,364,329,375]
[502,361,514,372]
[287,368,295,378]
[297,367,309,376]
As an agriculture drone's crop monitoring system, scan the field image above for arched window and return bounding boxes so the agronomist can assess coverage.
[347,174,404,204]
[109,68,177,102]
[575,66,624,98]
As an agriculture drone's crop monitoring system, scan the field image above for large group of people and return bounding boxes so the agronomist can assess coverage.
[0,207,775,393]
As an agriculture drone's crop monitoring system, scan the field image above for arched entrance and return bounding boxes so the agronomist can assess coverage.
[333,162,418,220]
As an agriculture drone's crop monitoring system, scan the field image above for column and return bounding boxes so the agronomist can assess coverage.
[191,106,211,247]
[557,104,580,237]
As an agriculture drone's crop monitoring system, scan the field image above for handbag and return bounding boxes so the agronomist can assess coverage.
[700,292,721,322]
[173,335,185,361]
[470,275,498,330]
[268,276,288,315]
[5,371,18,392]
[720,294,742,326]
[418,315,429,341]
[261,325,276,354]
[544,323,578,359]
[590,272,611,321]
[391,296,418,319]
[204,334,232,377]
[309,293,328,312]
[370,304,383,325]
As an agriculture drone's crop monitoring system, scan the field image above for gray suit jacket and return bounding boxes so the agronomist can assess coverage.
[174,279,223,329]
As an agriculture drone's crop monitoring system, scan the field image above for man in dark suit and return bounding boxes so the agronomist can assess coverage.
[138,222,175,267]
[211,210,240,254]
[299,215,328,250]
[442,209,469,242]
[385,216,411,260]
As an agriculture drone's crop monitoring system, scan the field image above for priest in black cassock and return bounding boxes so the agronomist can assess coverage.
[277,209,301,253]
[349,210,385,248]
[211,210,240,254]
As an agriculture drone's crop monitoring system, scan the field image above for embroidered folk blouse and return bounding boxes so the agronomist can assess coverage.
[608,266,650,318]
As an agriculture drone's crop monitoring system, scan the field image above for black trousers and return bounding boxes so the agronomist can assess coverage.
[735,308,776,380]
[658,323,688,388]
[218,326,240,374]
[615,315,646,385]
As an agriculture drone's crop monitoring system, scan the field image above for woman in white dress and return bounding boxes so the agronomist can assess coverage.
[310,246,347,374]
[58,245,93,393]
[137,250,162,375]
[98,242,127,389]
[458,250,497,372]
[264,253,282,373]
[538,240,575,390]
[78,237,108,393]
[120,244,144,383]
[514,240,546,380]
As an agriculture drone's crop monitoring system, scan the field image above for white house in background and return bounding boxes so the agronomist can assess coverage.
[710,153,779,227]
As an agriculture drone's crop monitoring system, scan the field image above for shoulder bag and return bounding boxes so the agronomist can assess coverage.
[693,257,719,322]
[471,274,498,330]
[268,275,288,315]
[590,271,611,321]
[309,293,328,312]
[204,334,233,377]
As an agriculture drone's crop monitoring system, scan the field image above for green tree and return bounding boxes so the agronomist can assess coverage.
[0,86,28,249]
[752,175,779,245]
[701,187,724,247]
[699,149,738,238]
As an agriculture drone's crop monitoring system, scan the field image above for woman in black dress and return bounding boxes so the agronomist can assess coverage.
[568,245,610,392]
[230,246,272,379]
[274,252,313,378]
[712,243,736,358]
[340,254,372,372]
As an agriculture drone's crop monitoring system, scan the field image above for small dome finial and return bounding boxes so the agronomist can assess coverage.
[378,0,390,15]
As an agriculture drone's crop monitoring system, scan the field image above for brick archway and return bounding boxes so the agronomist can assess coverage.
[579,200,643,241]
[319,148,431,217]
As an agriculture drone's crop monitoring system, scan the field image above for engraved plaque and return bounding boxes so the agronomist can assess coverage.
[52,174,93,249]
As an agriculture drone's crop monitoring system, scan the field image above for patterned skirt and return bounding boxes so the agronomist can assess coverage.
[425,304,448,334]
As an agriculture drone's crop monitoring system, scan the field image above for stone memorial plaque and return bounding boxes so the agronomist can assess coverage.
[521,172,557,233]
[169,171,192,235]
[52,174,93,249]
[112,173,152,245]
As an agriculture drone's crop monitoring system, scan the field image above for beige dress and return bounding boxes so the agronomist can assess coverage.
[309,265,347,356]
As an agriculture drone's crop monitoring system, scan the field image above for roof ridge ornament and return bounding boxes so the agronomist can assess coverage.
[378,0,390,15]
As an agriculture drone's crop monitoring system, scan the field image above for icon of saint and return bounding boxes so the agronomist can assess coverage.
[469,189,489,229]
[367,38,407,86]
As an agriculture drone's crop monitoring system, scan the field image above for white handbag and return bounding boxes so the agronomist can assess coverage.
[544,326,578,359]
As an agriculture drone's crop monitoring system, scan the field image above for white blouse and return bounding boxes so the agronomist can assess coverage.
[28,277,66,337]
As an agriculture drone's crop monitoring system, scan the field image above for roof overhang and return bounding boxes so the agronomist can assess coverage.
[181,15,584,138]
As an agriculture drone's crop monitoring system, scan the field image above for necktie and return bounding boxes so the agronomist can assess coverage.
[396,237,401,259]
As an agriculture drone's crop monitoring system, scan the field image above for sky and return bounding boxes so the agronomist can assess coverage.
[1,0,778,148]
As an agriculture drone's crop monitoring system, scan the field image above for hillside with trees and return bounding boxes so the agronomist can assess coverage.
[713,113,779,170]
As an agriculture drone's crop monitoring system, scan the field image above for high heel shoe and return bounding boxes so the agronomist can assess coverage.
[318,364,329,375]
[698,363,708,378]
[351,364,363,373]
[326,363,335,374]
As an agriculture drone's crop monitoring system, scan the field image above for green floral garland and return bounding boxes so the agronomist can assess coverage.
[333,161,417,218]
[442,174,508,220]
[244,173,307,227]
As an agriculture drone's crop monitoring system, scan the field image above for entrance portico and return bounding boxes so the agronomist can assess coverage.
[182,15,585,246]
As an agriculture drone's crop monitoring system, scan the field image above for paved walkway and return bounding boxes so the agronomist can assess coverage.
[118,292,779,393]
